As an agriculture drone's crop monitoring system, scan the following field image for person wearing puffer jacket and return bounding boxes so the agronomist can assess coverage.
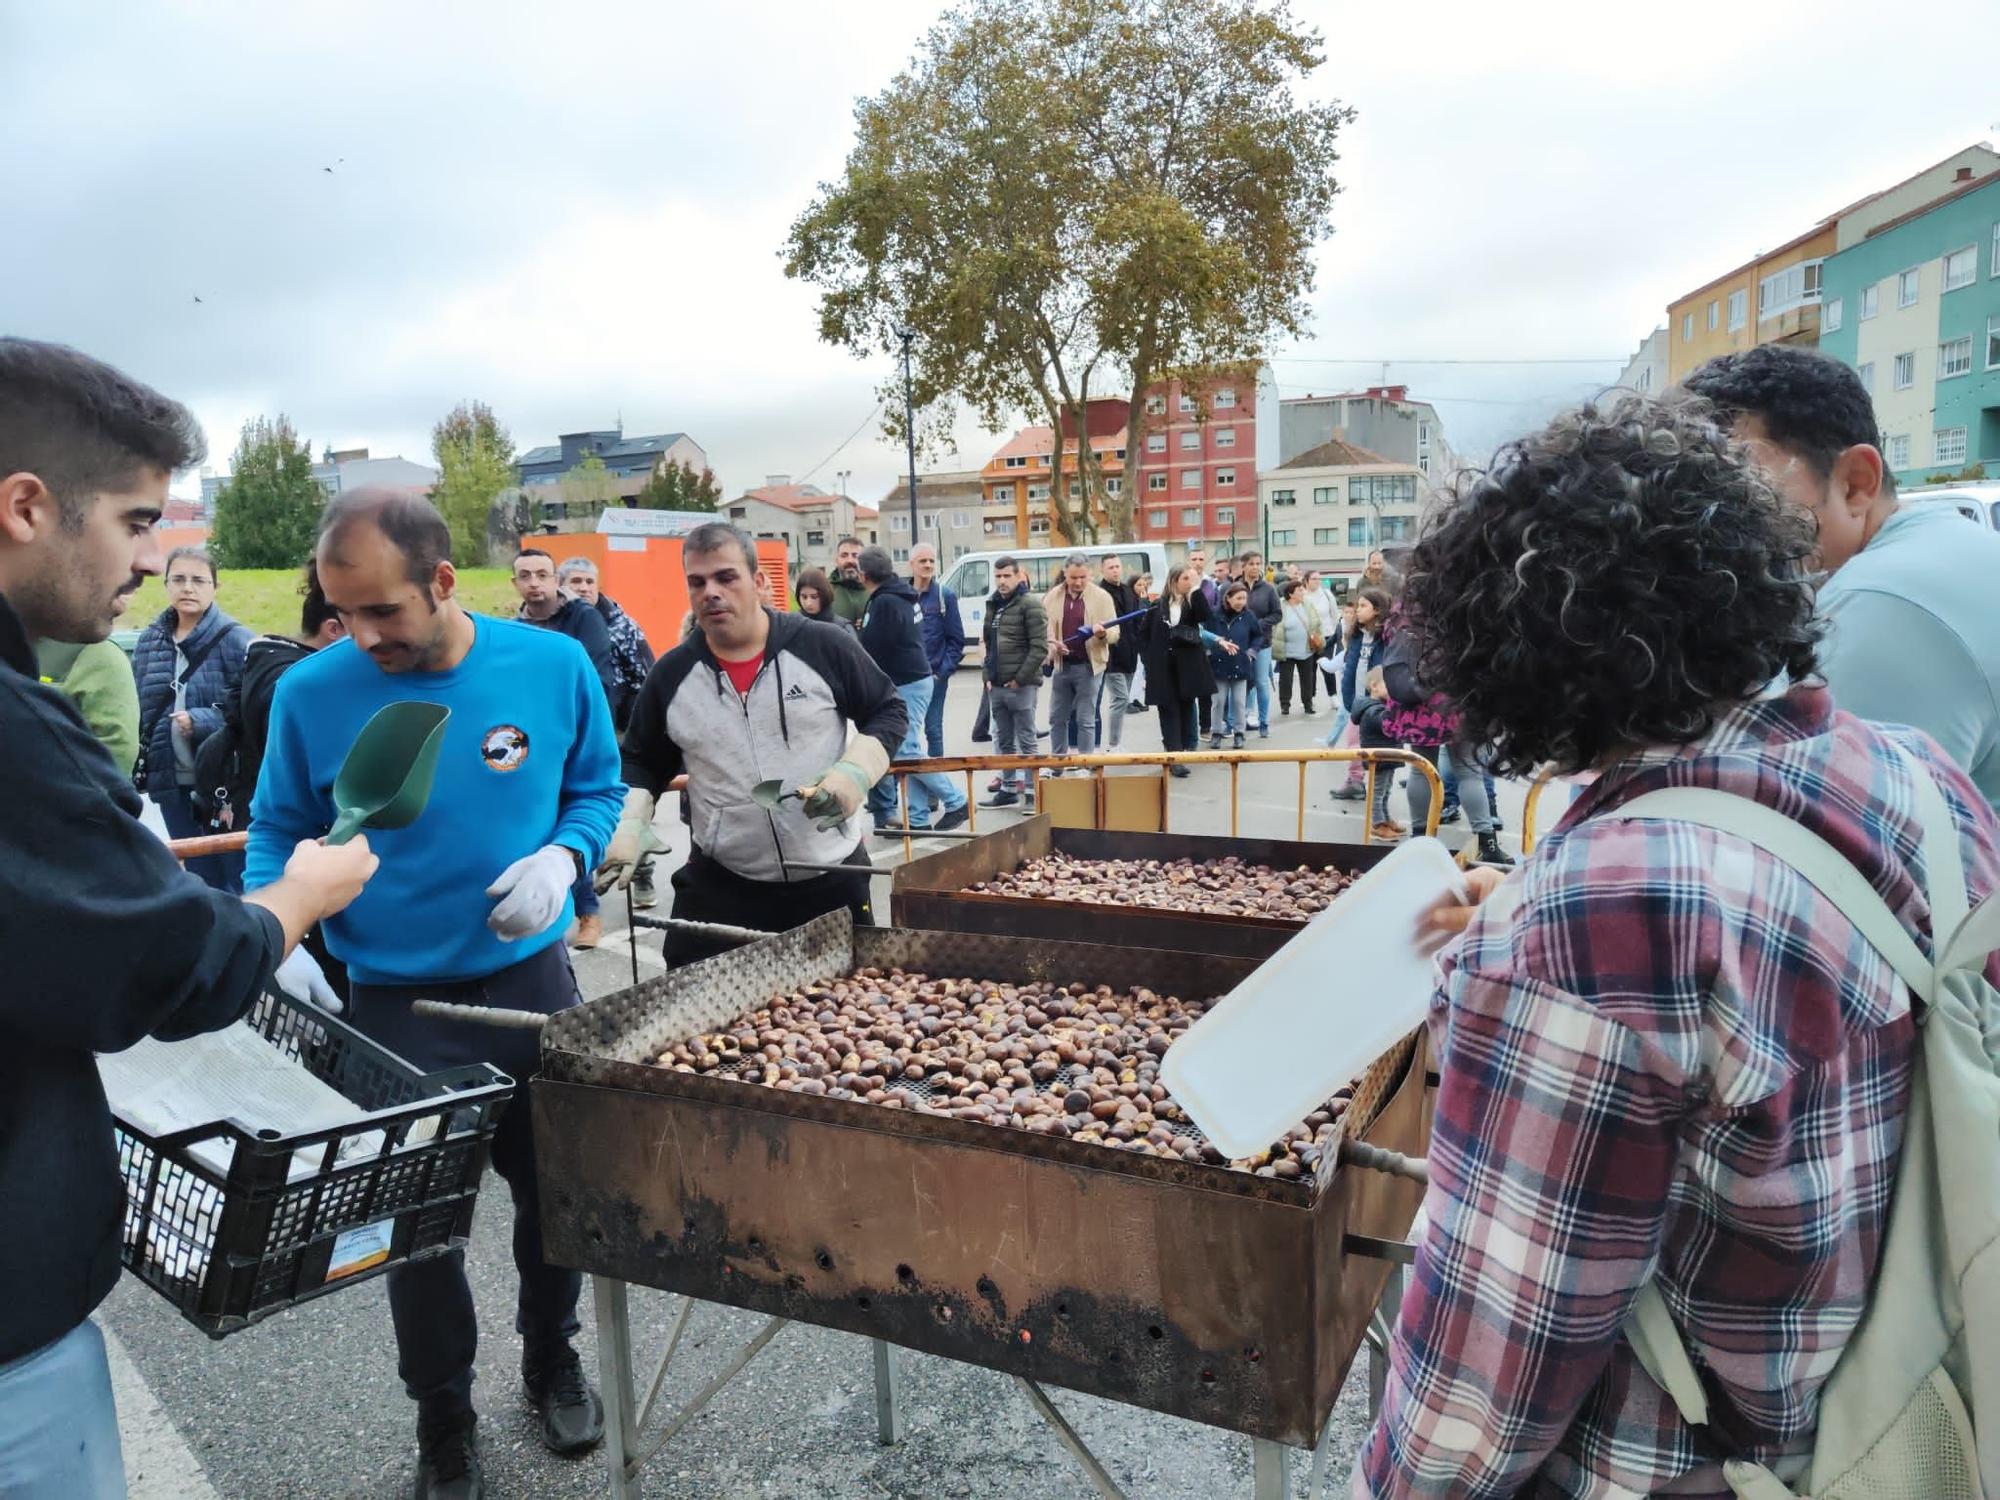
[132,545,252,890]
[1377,611,1510,866]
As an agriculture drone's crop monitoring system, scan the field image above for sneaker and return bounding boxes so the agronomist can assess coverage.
[523,1345,604,1456]
[629,865,658,910]
[569,914,602,950]
[1232,732,1245,749]
[1385,818,1409,836]
[970,731,993,743]
[1330,784,1366,802]
[1474,832,1516,868]
[987,776,1007,792]
[934,805,970,833]
[1368,821,1406,843]
[1280,706,1291,716]
[1207,734,1224,749]
[1168,764,1191,779]
[981,790,1022,808]
[414,1410,484,1500]
[1257,724,1270,740]
[1437,805,1463,826]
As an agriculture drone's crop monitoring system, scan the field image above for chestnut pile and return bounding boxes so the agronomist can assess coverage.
[964,853,1356,923]
[652,967,1349,1182]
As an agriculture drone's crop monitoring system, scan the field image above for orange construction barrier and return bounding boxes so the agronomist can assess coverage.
[540,535,790,655]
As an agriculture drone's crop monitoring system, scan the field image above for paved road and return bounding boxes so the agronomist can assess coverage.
[107,665,1567,1498]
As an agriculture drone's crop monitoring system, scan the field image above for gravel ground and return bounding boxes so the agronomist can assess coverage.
[106,667,1558,1498]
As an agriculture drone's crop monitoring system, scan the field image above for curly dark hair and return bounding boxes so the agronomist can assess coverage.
[1681,344,1884,484]
[1402,393,1821,776]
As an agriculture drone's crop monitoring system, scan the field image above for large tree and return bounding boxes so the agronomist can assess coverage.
[632,459,723,512]
[784,0,1351,542]
[431,400,517,564]
[559,451,616,518]
[210,415,321,569]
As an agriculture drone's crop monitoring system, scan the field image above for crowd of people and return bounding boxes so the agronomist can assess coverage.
[6,332,2000,1500]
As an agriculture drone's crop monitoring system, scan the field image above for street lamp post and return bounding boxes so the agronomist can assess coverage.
[896,327,919,555]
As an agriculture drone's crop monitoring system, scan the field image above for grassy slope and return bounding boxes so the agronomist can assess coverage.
[124,568,522,637]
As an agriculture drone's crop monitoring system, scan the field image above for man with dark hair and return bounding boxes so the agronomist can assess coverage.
[1355,392,2000,1497]
[1096,553,1141,748]
[514,546,619,946]
[1240,550,1279,734]
[907,543,963,758]
[249,488,624,1497]
[1684,343,2000,809]
[857,545,968,831]
[829,535,869,625]
[597,522,907,964]
[978,555,1046,806]
[1041,553,1117,765]
[0,339,376,1497]
[1186,547,1218,739]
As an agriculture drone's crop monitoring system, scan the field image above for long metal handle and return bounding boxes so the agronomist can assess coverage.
[1339,1138,1430,1185]
[410,1000,551,1030]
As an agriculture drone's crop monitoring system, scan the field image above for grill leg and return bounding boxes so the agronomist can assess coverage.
[1252,1437,1289,1500]
[871,1338,904,1445]
[1016,1376,1129,1498]
[1366,1264,1405,1422]
[593,1276,639,1500]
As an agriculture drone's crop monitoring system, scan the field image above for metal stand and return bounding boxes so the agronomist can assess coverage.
[589,1278,1370,1498]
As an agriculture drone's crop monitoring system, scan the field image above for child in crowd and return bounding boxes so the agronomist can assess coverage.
[1331,586,1393,802]
[1206,581,1262,749]
[1353,664,1404,839]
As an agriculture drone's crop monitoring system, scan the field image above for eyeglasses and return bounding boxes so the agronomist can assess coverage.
[166,574,214,588]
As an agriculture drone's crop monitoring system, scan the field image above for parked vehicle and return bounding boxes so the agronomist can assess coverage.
[1903,479,2000,532]
[944,542,1167,664]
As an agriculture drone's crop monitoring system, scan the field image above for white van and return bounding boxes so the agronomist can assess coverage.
[944,543,1168,665]
[1903,480,2000,533]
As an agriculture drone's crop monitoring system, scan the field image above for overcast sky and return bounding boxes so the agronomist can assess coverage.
[4,0,1995,504]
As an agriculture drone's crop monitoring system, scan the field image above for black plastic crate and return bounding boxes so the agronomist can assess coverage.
[110,987,514,1338]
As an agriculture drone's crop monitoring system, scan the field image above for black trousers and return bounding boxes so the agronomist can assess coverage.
[1277,658,1318,713]
[1156,693,1199,753]
[347,942,584,1420]
[666,842,875,968]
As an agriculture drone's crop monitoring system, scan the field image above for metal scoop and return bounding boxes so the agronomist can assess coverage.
[750,778,805,811]
[326,701,452,845]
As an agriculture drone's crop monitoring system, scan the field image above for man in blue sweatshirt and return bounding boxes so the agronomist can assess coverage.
[246,488,624,1500]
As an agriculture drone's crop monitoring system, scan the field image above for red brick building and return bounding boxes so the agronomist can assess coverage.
[1129,362,1272,557]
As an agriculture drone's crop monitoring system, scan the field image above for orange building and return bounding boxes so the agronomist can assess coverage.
[979,397,1129,547]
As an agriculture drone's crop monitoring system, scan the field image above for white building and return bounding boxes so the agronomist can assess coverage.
[1612,327,1671,397]
[1259,438,1429,580]
[725,478,879,575]
[876,469,985,565]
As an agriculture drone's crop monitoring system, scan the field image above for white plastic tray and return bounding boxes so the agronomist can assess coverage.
[1161,838,1467,1162]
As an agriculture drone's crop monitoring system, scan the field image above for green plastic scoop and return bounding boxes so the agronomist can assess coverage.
[751,778,804,811]
[326,702,452,845]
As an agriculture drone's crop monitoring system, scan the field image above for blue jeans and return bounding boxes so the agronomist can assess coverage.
[923,672,951,758]
[1210,678,1248,736]
[868,677,966,826]
[0,1321,126,1499]
[571,863,599,918]
[1251,648,1274,728]
[156,789,243,893]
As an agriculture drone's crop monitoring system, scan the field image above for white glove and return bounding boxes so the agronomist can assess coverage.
[594,786,659,895]
[273,945,341,1015]
[485,845,579,941]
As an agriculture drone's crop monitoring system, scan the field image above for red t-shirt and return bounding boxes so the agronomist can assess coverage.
[719,652,764,697]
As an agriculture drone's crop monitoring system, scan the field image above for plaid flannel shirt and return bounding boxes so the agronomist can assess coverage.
[1358,682,2000,1499]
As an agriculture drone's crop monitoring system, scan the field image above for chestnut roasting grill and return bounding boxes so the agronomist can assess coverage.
[534,911,1429,1447]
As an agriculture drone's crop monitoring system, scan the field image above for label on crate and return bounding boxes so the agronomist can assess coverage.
[326,1219,394,1282]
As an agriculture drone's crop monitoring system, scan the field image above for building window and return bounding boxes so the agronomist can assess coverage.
[1993,221,2000,277]
[1860,284,1879,319]
[1181,508,1201,526]
[1987,314,2000,371]
[1148,474,1167,491]
[890,513,909,532]
[892,547,909,562]
[728,506,748,520]
[1214,467,1236,488]
[805,529,826,547]
[1270,529,1296,547]
[992,483,1015,502]
[1146,433,1166,453]
[1005,455,1026,468]
[1886,433,1910,469]
[1029,516,1050,535]
[1727,289,1747,331]
[1106,478,1122,495]
[1148,509,1168,528]
[1181,468,1201,488]
[1312,485,1337,504]
[1178,430,1201,451]
[1940,337,1973,379]
[1348,518,1369,545]
[1943,245,1977,292]
[1269,488,1296,507]
[1144,394,1165,415]
[1893,352,1914,390]
[1418,422,1430,447]
[1178,394,1196,414]
[1027,483,1049,500]
[1068,480,1080,498]
[1215,507,1235,527]
[1213,388,1237,409]
[1214,427,1236,448]
[1114,448,1126,460]
[1823,297,1843,333]
[1379,516,1416,543]
[1707,300,1720,331]
[1418,455,1430,474]
[1857,361,1875,392]
[1934,427,1968,466]
[988,517,1016,537]
[1682,312,1694,341]
[1898,267,1920,308]
[952,510,972,528]
[1757,260,1822,319]
[1313,528,1339,545]
[1348,474,1419,504]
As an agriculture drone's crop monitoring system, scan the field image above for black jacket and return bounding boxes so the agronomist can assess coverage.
[527,597,618,702]
[1244,578,1282,639]
[1137,589,1217,703]
[856,576,931,688]
[0,591,282,1364]
[1102,579,1142,674]
[193,634,314,825]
